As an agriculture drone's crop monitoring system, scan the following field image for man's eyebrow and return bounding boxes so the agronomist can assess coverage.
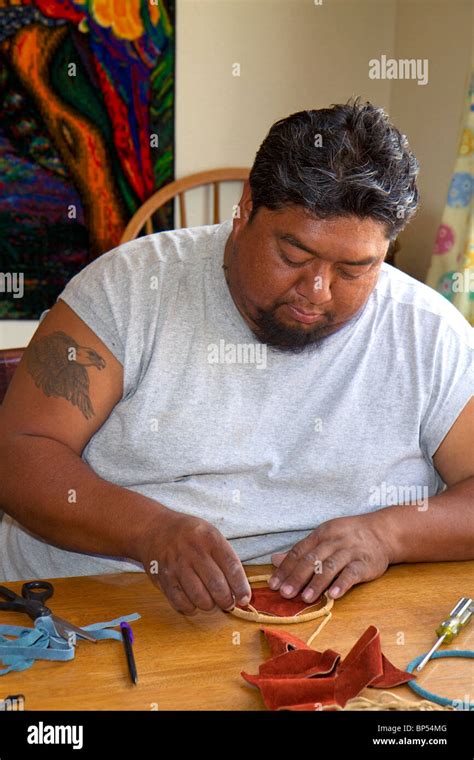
[278,233,379,266]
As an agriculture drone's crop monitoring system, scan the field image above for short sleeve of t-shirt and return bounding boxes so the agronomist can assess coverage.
[420,314,473,459]
[52,236,164,399]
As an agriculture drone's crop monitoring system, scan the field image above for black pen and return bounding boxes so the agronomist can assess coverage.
[120,621,138,684]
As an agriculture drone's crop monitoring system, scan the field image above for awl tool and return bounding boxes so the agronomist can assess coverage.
[416,597,473,672]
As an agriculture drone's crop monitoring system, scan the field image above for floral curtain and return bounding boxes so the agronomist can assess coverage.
[426,70,474,326]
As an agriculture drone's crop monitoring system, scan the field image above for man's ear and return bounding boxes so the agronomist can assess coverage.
[239,179,253,221]
[385,237,399,265]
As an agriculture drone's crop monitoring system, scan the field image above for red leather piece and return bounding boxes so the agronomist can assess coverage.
[245,674,338,709]
[263,627,315,656]
[256,648,340,679]
[235,587,326,617]
[241,624,414,710]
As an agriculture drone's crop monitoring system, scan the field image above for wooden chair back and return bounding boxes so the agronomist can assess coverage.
[120,167,249,243]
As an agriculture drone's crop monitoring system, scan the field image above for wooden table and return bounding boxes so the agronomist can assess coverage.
[0,562,472,710]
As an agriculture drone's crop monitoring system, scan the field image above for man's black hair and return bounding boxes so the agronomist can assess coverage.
[248,97,420,241]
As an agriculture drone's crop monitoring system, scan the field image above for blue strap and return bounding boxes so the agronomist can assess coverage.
[406,650,474,709]
[0,612,141,675]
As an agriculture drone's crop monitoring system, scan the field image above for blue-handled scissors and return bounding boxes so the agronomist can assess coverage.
[0,581,96,643]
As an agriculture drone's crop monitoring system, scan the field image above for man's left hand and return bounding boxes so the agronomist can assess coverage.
[268,513,394,602]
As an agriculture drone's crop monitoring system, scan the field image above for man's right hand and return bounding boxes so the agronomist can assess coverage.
[140,511,252,615]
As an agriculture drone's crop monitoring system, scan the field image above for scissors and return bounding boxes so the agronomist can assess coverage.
[0,581,96,643]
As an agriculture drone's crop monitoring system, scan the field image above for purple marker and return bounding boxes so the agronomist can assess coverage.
[120,621,138,684]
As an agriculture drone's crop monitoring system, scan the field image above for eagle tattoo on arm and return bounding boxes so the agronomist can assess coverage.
[27,331,107,420]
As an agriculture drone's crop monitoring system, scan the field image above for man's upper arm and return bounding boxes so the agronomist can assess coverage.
[432,396,474,487]
[1,299,124,456]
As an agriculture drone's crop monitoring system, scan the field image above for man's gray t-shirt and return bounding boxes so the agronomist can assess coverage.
[1,219,472,580]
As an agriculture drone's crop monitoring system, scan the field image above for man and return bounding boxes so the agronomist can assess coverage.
[1,100,473,617]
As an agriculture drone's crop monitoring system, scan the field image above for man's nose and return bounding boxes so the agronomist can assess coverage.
[295,268,332,305]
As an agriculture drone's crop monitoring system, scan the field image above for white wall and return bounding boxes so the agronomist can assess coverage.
[174,0,395,225]
[177,0,473,282]
[390,0,473,279]
[1,0,471,348]
[0,321,40,350]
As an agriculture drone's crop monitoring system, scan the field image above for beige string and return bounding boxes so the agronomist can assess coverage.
[322,691,454,711]
[229,574,334,645]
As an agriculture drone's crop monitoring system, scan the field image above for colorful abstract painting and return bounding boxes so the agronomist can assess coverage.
[0,0,175,318]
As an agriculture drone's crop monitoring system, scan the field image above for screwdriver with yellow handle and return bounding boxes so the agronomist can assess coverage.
[416,597,473,672]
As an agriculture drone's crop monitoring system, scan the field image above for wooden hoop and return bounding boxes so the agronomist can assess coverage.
[228,574,334,626]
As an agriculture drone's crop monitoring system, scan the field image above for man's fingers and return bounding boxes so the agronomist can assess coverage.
[268,537,331,596]
[325,560,365,598]
[299,549,351,603]
[268,536,321,590]
[194,555,242,611]
[178,566,218,612]
[157,566,198,616]
[211,543,252,606]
